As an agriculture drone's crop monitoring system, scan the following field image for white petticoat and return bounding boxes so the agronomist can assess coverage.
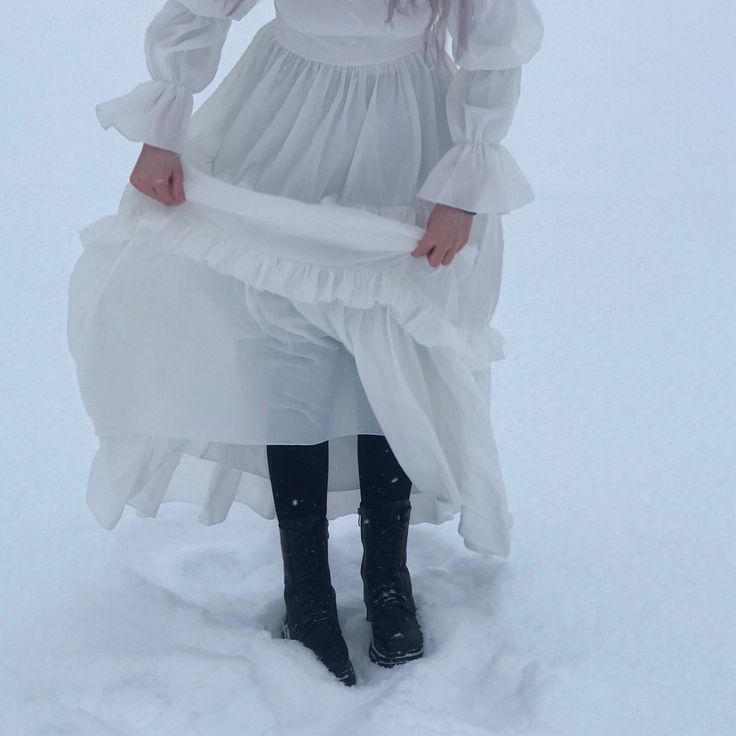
[69,18,517,556]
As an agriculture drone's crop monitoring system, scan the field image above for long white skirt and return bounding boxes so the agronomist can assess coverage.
[68,19,515,556]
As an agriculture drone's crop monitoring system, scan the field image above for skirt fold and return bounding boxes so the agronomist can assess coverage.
[69,18,513,556]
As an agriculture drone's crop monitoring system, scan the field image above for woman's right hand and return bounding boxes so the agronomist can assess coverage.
[129,143,186,206]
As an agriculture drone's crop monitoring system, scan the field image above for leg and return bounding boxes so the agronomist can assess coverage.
[357,434,412,508]
[356,434,423,667]
[267,441,329,520]
[266,441,356,686]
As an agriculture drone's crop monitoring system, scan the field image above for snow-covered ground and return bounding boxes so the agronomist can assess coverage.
[1,1,734,734]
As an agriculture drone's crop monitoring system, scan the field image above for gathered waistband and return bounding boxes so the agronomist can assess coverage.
[270,13,426,66]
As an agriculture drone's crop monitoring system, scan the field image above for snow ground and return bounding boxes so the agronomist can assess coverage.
[1,1,735,734]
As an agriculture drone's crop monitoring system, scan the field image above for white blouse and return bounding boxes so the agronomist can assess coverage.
[96,0,543,214]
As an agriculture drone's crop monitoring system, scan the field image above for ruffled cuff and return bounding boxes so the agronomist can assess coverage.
[416,141,534,215]
[95,80,194,154]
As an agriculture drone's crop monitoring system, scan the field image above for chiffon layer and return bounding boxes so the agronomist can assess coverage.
[67,10,544,557]
[69,163,512,555]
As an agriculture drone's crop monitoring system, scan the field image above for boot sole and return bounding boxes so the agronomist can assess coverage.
[368,639,424,668]
[282,619,357,686]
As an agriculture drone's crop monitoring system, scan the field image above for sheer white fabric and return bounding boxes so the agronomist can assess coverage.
[72,0,543,556]
[95,1,252,154]
[96,0,543,213]
[415,0,543,212]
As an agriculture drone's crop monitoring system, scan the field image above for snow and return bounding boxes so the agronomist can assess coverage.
[1,1,735,734]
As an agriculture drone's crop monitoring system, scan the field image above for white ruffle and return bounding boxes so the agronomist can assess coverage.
[95,80,193,154]
[82,164,504,370]
[86,432,465,531]
[416,1,542,214]
[95,1,246,152]
[417,140,533,214]
[85,430,512,556]
[70,161,513,556]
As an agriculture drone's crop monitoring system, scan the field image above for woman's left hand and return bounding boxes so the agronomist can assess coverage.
[412,204,475,267]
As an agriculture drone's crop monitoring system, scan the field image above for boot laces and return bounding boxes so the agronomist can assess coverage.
[372,582,411,612]
[295,546,334,626]
[368,523,413,613]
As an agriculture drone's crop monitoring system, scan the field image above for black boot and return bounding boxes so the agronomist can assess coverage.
[358,499,424,667]
[278,514,356,686]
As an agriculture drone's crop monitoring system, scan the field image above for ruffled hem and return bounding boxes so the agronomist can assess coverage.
[96,80,194,154]
[417,141,534,214]
[81,163,505,370]
[71,162,513,559]
[86,432,464,531]
[84,430,511,556]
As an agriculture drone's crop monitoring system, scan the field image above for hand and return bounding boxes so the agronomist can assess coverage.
[412,203,474,267]
[129,143,185,206]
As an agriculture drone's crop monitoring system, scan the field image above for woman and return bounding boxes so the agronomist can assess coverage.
[68,0,543,686]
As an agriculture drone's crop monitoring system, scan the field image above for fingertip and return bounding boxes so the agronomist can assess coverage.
[434,251,447,268]
[413,240,433,257]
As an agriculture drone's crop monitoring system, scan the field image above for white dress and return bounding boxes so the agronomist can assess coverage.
[68,0,543,557]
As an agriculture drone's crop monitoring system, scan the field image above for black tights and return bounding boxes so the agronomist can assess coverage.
[267,435,411,520]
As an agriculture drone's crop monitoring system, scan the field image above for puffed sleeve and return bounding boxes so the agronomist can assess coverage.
[416,0,543,214]
[95,0,259,153]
